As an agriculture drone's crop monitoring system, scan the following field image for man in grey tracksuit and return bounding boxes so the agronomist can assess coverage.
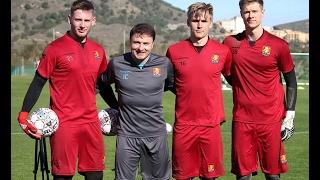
[101,23,175,180]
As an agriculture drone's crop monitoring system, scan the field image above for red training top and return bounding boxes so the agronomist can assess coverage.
[37,32,108,126]
[223,30,295,124]
[166,39,232,126]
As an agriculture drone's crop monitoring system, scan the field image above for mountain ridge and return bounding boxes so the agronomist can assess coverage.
[11,0,308,64]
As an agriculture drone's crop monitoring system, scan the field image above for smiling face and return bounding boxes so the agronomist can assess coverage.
[68,9,96,42]
[130,33,154,61]
[240,2,264,30]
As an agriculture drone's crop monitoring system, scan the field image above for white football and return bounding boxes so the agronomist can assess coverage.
[166,123,173,133]
[98,108,119,136]
[28,108,59,137]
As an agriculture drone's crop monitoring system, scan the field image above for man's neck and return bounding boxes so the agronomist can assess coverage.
[190,35,209,47]
[68,31,87,43]
[245,26,263,41]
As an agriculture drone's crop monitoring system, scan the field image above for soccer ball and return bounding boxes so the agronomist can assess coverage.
[28,108,59,137]
[98,108,119,136]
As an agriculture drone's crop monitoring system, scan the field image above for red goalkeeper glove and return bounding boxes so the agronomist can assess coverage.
[17,112,42,139]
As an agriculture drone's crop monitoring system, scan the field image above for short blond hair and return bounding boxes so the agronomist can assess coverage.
[187,2,213,23]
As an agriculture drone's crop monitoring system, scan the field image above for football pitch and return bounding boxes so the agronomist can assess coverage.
[11,76,309,180]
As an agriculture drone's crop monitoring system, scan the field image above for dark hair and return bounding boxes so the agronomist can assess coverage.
[71,0,94,15]
[129,23,156,41]
[239,0,264,11]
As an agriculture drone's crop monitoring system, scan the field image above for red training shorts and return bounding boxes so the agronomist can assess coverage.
[231,121,288,176]
[172,125,224,179]
[50,121,105,176]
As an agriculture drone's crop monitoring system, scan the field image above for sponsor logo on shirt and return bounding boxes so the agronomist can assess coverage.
[120,70,131,80]
[211,54,220,64]
[94,51,101,60]
[208,164,215,172]
[152,67,161,77]
[175,57,188,66]
[231,47,239,54]
[62,53,74,62]
[262,46,271,56]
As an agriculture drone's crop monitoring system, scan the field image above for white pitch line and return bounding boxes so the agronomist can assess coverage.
[9,131,310,135]
[221,131,309,135]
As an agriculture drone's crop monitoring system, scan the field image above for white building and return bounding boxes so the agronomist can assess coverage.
[217,16,272,34]
[217,16,245,34]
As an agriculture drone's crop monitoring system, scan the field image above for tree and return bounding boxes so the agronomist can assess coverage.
[19,41,45,63]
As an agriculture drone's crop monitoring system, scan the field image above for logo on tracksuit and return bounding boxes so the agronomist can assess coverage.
[152,67,161,77]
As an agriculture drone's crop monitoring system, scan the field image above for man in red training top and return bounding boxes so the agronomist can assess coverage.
[166,2,232,180]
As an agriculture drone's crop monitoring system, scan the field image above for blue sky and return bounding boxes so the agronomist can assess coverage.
[162,0,309,26]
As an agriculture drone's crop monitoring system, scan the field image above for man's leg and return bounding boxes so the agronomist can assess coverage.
[264,174,280,180]
[200,177,215,180]
[82,171,103,180]
[53,175,73,180]
[236,174,252,180]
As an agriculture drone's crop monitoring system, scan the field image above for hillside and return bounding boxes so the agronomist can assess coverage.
[11,0,192,58]
[273,19,309,33]
[11,0,307,66]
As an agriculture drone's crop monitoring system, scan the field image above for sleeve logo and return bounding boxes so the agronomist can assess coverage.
[94,51,101,60]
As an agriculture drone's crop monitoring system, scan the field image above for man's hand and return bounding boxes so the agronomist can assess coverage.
[281,110,295,141]
[17,112,42,139]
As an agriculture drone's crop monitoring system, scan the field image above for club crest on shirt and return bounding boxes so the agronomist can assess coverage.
[152,67,161,77]
[208,164,215,172]
[261,46,271,56]
[280,154,287,163]
[211,54,220,64]
[94,51,101,60]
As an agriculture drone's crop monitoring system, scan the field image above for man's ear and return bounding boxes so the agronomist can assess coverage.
[68,14,71,24]
[187,19,190,27]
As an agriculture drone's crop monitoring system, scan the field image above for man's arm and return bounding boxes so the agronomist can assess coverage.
[283,69,297,110]
[21,71,47,112]
[18,71,47,139]
[164,60,176,94]
[96,74,118,110]
[223,75,232,86]
[281,69,297,141]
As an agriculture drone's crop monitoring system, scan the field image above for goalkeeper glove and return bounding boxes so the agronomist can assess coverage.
[17,112,42,139]
[281,110,295,141]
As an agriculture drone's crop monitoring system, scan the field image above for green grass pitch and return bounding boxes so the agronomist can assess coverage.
[11,76,308,180]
